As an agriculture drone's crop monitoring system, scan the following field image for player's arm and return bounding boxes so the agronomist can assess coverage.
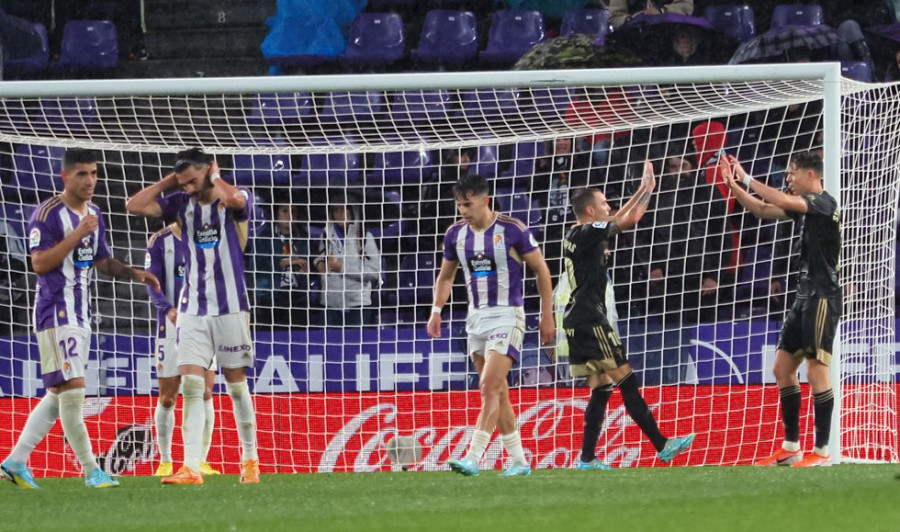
[30,215,98,275]
[208,161,247,212]
[719,155,793,220]
[523,248,556,350]
[95,257,161,293]
[144,239,172,314]
[126,172,179,218]
[426,258,458,339]
[608,160,656,235]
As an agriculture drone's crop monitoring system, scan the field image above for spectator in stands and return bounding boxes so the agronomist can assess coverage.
[532,136,592,280]
[666,26,705,66]
[314,197,381,327]
[609,0,694,29]
[885,49,900,82]
[253,199,311,328]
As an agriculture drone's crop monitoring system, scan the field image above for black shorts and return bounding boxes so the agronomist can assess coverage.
[565,316,628,377]
[777,295,842,366]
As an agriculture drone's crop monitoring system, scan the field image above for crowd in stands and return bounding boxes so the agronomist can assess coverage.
[0,1,899,336]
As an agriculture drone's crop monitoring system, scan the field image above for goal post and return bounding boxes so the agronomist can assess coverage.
[0,62,895,476]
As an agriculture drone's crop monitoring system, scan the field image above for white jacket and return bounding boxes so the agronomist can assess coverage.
[314,221,381,309]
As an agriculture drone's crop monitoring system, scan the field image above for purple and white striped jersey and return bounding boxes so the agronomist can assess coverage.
[144,225,185,336]
[28,196,112,331]
[156,190,251,316]
[442,214,539,309]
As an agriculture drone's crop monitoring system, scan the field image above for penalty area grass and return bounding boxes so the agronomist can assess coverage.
[0,465,898,532]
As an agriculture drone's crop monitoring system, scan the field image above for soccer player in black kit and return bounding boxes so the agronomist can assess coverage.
[720,151,840,467]
[564,161,696,469]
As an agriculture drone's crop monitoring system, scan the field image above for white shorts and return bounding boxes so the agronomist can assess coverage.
[175,311,253,370]
[155,320,217,379]
[36,325,91,388]
[466,306,525,362]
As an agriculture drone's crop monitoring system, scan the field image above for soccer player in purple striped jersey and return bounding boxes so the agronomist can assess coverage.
[428,174,556,477]
[127,148,259,485]
[145,222,220,478]
[1,148,160,490]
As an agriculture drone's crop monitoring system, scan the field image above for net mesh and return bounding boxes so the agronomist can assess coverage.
[0,68,896,476]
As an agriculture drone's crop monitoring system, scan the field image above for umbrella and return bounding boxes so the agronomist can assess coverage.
[729,24,843,65]
[606,13,739,66]
[513,33,642,71]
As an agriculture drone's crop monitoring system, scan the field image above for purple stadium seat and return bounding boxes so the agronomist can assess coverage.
[389,89,455,124]
[231,139,292,187]
[770,3,824,30]
[319,91,386,123]
[459,88,522,122]
[37,97,97,134]
[4,21,49,76]
[58,20,119,70]
[471,144,499,178]
[341,12,406,67]
[841,61,873,82]
[368,146,436,185]
[297,147,364,188]
[479,10,545,65]
[411,10,478,65]
[560,9,610,37]
[532,87,574,119]
[398,251,439,306]
[502,141,545,184]
[704,5,757,42]
[247,92,313,126]
[10,144,65,202]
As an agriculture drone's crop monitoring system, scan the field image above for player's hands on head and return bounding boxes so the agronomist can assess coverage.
[426,312,442,338]
[208,160,221,179]
[74,215,99,239]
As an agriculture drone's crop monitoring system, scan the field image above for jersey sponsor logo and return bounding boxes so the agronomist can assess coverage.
[218,343,252,353]
[73,237,95,268]
[195,223,220,249]
[144,252,152,269]
[29,228,41,250]
[592,221,608,229]
[468,252,496,278]
[176,263,186,281]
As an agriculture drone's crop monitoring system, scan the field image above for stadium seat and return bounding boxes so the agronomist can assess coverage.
[38,97,97,134]
[410,10,478,65]
[479,10,545,65]
[459,88,522,122]
[9,144,65,202]
[501,141,545,185]
[4,21,49,77]
[341,12,406,68]
[368,145,436,185]
[231,139,292,187]
[319,91,386,124]
[770,3,824,30]
[296,150,364,188]
[560,9,610,37]
[247,92,313,126]
[471,144,499,179]
[841,61,873,82]
[57,20,119,70]
[532,87,574,119]
[389,89,455,124]
[397,251,439,306]
[703,5,757,43]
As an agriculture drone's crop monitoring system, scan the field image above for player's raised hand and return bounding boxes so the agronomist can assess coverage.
[74,215,99,239]
[641,160,656,192]
[718,155,738,190]
[426,312,442,338]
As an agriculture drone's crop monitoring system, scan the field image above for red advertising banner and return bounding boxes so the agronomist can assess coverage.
[0,385,893,477]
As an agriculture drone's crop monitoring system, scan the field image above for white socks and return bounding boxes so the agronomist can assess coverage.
[154,403,175,463]
[465,429,492,462]
[180,375,206,472]
[226,381,258,461]
[782,440,801,452]
[203,398,215,462]
[9,392,59,464]
[501,431,527,466]
[58,388,98,474]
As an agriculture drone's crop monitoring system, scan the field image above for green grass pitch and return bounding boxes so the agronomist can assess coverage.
[1,465,898,532]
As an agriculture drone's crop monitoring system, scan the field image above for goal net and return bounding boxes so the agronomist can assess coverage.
[0,64,896,476]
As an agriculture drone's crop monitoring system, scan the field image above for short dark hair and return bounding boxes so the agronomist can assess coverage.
[452,173,489,200]
[790,150,823,177]
[62,148,98,171]
[571,188,599,217]
[174,147,213,173]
